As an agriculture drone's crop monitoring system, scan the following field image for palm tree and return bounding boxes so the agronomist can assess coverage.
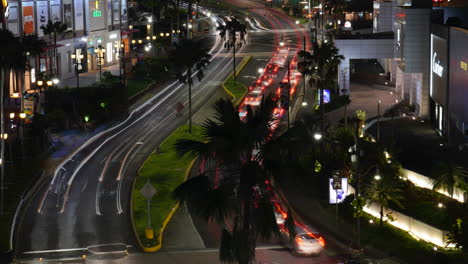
[217,17,247,82]
[365,178,404,227]
[20,35,47,75]
[41,20,69,75]
[174,97,288,264]
[430,161,468,198]
[0,29,26,214]
[170,39,211,133]
[300,41,344,133]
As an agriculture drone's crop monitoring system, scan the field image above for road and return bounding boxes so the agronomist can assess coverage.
[14,10,242,259]
[14,1,346,263]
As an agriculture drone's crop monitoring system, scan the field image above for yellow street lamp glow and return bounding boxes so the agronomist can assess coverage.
[37,80,43,86]
[2,134,7,140]
[147,24,151,29]
[94,48,99,53]
[129,25,133,30]
[52,78,59,84]
[152,36,157,40]
[79,54,84,59]
[121,44,125,48]
[138,40,143,44]
[131,40,136,44]
[46,80,53,86]
[160,32,164,37]
[9,113,15,119]
[165,33,170,37]
[11,93,19,98]
[102,48,106,53]
[146,36,150,40]
[71,54,76,59]
[19,113,26,119]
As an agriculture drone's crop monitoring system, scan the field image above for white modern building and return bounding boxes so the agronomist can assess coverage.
[4,0,129,93]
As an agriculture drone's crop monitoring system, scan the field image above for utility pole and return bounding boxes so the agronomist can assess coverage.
[377,100,381,142]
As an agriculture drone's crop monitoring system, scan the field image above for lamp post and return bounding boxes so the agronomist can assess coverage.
[377,99,381,142]
[19,112,26,160]
[94,45,106,82]
[71,53,84,89]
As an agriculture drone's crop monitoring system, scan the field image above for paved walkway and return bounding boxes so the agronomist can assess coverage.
[59,64,121,89]
[326,83,400,125]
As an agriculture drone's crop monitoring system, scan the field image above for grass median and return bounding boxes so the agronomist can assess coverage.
[132,124,203,248]
[224,76,248,105]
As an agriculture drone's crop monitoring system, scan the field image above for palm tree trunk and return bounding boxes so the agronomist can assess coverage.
[0,68,4,215]
[188,68,192,134]
[380,204,384,227]
[232,40,236,82]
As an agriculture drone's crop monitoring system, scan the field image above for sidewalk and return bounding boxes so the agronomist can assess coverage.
[59,64,121,89]
[325,83,399,125]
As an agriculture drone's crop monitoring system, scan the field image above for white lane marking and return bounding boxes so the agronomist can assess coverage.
[38,28,222,214]
[22,247,87,254]
[116,142,144,214]
[95,181,103,216]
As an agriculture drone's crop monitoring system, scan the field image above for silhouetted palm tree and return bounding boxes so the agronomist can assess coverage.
[365,178,404,227]
[41,20,69,75]
[217,17,247,81]
[431,161,468,198]
[174,97,285,264]
[20,35,46,74]
[170,39,211,133]
[0,29,26,214]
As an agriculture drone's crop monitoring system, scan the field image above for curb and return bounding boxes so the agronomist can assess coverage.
[221,56,252,106]
[142,158,196,252]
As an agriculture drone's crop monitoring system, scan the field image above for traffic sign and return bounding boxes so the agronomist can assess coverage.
[140,180,157,200]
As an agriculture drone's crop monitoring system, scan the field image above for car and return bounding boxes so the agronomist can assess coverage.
[250,86,263,94]
[244,93,262,106]
[275,211,286,225]
[293,233,325,256]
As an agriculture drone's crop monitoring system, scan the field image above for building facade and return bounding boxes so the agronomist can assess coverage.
[4,0,129,91]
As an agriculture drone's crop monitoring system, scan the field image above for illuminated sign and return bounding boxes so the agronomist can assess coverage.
[329,178,348,204]
[432,52,444,77]
[93,0,101,17]
[461,61,467,71]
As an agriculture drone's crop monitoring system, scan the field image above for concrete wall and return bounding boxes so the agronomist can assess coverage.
[336,38,394,95]
[394,7,431,118]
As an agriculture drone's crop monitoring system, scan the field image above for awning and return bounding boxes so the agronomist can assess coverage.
[121,29,140,35]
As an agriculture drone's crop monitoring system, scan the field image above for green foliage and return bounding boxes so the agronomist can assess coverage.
[355,109,366,121]
[430,161,468,197]
[132,57,171,82]
[224,76,248,105]
[44,83,127,130]
[351,195,366,218]
[133,125,203,247]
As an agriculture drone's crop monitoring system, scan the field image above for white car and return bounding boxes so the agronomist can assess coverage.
[275,211,285,225]
[293,233,324,256]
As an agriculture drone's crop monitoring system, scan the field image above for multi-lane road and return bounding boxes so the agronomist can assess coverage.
[14,1,347,263]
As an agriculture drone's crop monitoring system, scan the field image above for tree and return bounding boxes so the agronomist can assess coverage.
[430,161,468,198]
[170,39,211,133]
[365,178,404,227]
[308,41,343,133]
[173,97,283,264]
[0,29,26,214]
[217,17,247,81]
[41,20,69,75]
[20,35,46,75]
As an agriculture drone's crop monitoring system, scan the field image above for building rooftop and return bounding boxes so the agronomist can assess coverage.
[335,31,394,40]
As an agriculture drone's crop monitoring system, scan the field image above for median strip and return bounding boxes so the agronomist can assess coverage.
[222,56,252,106]
[131,125,202,252]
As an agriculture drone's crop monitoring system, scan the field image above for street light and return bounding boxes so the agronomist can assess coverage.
[71,53,84,89]
[374,167,382,181]
[257,68,264,74]
[9,113,14,119]
[94,46,106,81]
[314,133,322,141]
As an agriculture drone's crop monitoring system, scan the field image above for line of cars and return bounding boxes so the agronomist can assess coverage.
[238,45,326,257]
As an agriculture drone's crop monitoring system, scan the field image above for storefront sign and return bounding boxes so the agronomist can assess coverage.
[22,3,34,35]
[432,52,444,77]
